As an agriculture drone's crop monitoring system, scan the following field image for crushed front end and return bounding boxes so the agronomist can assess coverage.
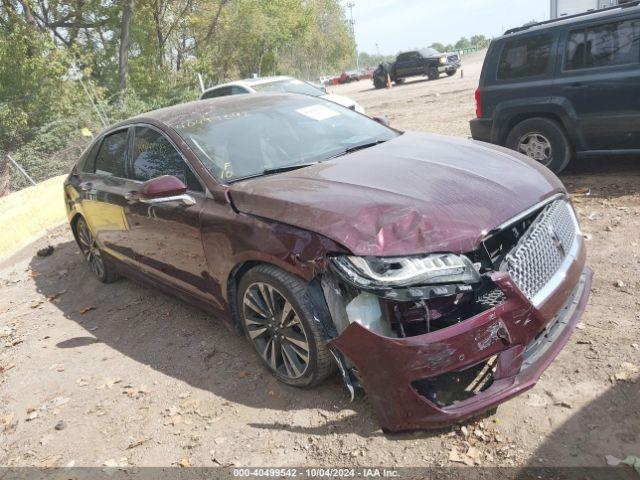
[323,195,592,432]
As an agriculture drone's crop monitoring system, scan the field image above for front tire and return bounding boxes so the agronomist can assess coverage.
[427,67,439,80]
[446,70,456,77]
[75,217,119,283]
[505,117,572,174]
[237,265,333,388]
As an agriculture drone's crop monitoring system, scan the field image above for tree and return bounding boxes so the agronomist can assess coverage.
[119,0,135,103]
[454,37,471,51]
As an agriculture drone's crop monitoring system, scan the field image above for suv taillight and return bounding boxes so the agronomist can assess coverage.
[475,88,483,118]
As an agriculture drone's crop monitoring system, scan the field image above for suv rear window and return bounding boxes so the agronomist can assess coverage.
[565,19,640,71]
[498,34,552,80]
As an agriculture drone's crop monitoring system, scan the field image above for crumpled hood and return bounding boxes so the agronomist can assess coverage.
[229,132,565,256]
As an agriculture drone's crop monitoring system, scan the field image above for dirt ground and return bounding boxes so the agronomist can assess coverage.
[1,50,639,472]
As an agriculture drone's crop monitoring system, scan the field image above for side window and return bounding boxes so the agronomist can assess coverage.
[202,87,231,99]
[230,86,249,95]
[565,20,640,71]
[397,53,409,62]
[79,139,102,173]
[498,34,552,80]
[131,127,203,192]
[94,130,128,177]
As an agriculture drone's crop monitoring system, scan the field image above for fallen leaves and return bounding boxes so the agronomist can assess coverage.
[47,290,66,301]
[613,362,639,383]
[0,363,15,373]
[96,377,122,389]
[1,413,18,433]
[127,438,149,450]
[449,445,481,466]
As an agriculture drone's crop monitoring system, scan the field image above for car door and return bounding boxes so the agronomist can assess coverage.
[556,16,640,151]
[79,128,133,259]
[395,52,414,77]
[122,125,215,302]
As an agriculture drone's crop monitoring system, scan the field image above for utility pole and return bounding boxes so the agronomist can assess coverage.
[346,2,359,71]
[376,43,380,57]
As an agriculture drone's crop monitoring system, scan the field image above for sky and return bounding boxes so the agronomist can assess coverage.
[343,0,550,55]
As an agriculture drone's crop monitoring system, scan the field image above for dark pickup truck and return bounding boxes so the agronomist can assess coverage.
[373,48,462,88]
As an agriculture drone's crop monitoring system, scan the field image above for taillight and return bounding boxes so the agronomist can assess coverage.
[475,87,483,118]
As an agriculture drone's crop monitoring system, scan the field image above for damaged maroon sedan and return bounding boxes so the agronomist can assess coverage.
[64,94,592,432]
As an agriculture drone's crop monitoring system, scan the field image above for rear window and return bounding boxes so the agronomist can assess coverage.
[498,34,552,80]
[94,130,128,177]
[565,19,640,71]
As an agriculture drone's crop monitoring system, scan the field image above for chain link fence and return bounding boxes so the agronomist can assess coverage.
[1,119,97,198]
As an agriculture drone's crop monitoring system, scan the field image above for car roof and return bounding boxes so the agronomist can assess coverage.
[128,93,306,128]
[202,76,294,93]
[498,3,640,39]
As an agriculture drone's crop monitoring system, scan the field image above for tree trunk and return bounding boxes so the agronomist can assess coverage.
[118,0,135,105]
[153,1,164,66]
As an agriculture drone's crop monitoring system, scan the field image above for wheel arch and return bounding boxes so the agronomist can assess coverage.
[500,112,568,146]
[69,212,84,245]
[491,97,582,150]
[225,259,337,340]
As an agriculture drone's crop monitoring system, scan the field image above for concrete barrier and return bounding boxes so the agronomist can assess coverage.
[0,175,67,262]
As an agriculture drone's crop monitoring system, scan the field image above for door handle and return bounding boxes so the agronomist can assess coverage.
[80,182,93,191]
[124,191,139,202]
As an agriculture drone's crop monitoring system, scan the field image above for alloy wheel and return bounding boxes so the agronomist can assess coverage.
[517,132,553,165]
[76,219,106,279]
[242,282,310,379]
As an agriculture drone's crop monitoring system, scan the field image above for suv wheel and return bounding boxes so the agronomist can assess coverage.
[505,118,572,173]
[427,67,439,80]
[75,217,119,283]
[237,264,334,388]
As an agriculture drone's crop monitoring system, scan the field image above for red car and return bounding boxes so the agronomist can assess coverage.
[64,93,591,432]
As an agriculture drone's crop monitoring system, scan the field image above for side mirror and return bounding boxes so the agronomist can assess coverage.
[372,116,391,127]
[139,175,195,206]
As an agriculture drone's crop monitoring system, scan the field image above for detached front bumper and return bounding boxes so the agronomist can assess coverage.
[329,242,591,432]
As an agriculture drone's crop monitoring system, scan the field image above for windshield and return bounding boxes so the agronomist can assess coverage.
[251,79,325,97]
[419,47,442,57]
[174,95,398,183]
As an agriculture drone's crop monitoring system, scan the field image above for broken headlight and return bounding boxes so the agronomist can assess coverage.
[331,253,480,288]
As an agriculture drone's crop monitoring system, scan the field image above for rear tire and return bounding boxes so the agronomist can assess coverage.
[237,264,334,388]
[505,117,572,174]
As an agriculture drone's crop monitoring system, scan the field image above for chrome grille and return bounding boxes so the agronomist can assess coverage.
[503,200,578,300]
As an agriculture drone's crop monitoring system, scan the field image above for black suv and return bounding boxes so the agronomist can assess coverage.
[373,48,461,89]
[470,2,640,173]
